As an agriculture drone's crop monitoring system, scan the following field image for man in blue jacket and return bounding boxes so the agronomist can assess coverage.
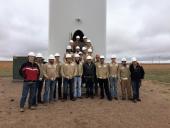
[129,57,145,103]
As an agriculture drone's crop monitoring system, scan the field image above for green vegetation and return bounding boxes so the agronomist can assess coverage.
[145,69,170,84]
[0,68,12,77]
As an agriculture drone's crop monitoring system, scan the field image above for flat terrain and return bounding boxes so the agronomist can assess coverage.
[0,62,170,128]
[0,77,170,128]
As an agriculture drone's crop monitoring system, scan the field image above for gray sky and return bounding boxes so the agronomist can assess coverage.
[0,0,170,61]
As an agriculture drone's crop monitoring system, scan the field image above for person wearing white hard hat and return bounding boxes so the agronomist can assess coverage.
[82,46,87,53]
[69,40,75,50]
[32,53,44,105]
[73,54,83,99]
[118,58,132,100]
[61,54,77,101]
[83,36,88,42]
[54,53,63,100]
[81,46,87,62]
[43,54,57,104]
[64,45,73,62]
[75,46,80,53]
[85,48,94,62]
[82,55,96,98]
[19,52,40,112]
[94,54,100,96]
[96,55,112,101]
[129,57,145,103]
[66,45,73,54]
[108,55,119,100]
[85,39,93,51]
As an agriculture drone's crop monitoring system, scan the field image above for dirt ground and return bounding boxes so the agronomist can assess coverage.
[0,77,170,128]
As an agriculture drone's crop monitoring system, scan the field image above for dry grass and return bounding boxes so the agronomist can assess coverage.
[0,61,13,77]
[141,64,170,84]
[0,61,170,83]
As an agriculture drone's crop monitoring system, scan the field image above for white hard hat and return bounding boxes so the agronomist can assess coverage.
[79,51,83,55]
[122,58,127,62]
[36,53,43,58]
[48,54,55,60]
[69,40,74,43]
[66,54,72,58]
[76,36,80,39]
[28,52,35,57]
[87,48,93,53]
[87,39,91,43]
[74,54,80,58]
[100,55,105,59]
[111,55,117,59]
[131,57,137,62]
[54,53,60,57]
[82,47,87,51]
[76,46,80,49]
[83,36,87,39]
[86,55,92,60]
[66,45,72,49]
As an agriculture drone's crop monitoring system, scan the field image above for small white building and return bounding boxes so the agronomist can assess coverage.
[49,0,106,58]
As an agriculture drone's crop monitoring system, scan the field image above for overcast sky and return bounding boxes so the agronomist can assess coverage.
[0,0,170,61]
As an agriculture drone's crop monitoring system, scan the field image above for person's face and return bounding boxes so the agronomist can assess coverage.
[122,61,126,65]
[100,58,104,63]
[111,58,116,63]
[55,56,60,61]
[49,59,54,64]
[67,49,72,53]
[88,52,92,55]
[69,42,74,47]
[76,49,80,52]
[28,56,35,63]
[96,57,100,62]
[36,57,42,63]
[83,38,87,42]
[76,38,80,41]
[75,57,79,61]
[87,59,91,63]
[132,61,137,65]
[67,58,72,63]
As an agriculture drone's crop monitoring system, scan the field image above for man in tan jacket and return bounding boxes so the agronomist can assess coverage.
[118,58,132,100]
[109,55,119,100]
[61,54,77,101]
[96,55,112,101]
[54,53,62,100]
[43,54,57,104]
[74,54,83,99]
[33,53,44,105]
[94,54,100,96]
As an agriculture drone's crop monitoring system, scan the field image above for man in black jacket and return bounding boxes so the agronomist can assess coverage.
[83,55,96,98]
[19,52,40,112]
[129,57,145,103]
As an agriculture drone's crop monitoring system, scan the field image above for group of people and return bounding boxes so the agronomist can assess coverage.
[19,35,145,112]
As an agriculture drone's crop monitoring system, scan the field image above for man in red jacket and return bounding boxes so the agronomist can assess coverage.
[19,52,40,112]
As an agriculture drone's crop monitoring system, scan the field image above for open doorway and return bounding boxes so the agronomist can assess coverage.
[72,29,84,42]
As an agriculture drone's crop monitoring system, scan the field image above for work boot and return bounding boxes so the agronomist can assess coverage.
[20,108,24,112]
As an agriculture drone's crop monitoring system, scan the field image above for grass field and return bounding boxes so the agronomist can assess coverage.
[0,61,170,83]
[0,61,12,77]
[142,64,170,84]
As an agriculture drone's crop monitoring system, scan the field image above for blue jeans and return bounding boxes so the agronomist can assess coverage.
[109,77,118,98]
[74,76,82,97]
[43,80,56,103]
[32,80,44,105]
[20,82,36,108]
[63,78,74,100]
[131,80,141,100]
